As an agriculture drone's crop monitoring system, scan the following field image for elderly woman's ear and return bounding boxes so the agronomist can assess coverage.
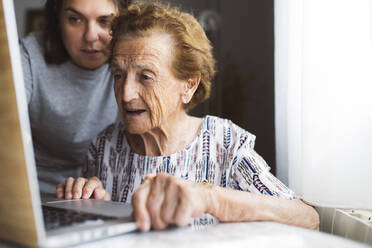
[181,75,201,104]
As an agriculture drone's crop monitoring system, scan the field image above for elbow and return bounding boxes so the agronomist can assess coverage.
[296,199,320,230]
[309,206,320,230]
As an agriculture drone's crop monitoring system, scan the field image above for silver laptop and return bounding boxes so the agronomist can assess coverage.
[0,1,137,247]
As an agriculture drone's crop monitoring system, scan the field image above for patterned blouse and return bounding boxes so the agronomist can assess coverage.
[83,115,295,225]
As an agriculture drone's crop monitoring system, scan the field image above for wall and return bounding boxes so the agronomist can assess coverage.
[14,0,44,38]
[220,1,275,173]
[170,0,276,173]
[275,0,372,207]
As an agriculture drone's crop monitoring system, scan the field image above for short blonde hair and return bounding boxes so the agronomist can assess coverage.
[111,2,216,110]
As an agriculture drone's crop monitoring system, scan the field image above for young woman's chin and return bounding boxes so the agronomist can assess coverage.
[73,57,108,70]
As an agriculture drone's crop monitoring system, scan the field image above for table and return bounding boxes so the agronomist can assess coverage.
[73,221,369,248]
[1,221,369,248]
[1,195,370,247]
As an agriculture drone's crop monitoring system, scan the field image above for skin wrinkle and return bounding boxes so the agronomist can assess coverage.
[113,33,178,132]
[147,175,166,229]
[161,178,178,222]
[141,132,164,155]
[112,55,161,76]
[112,55,165,136]
[207,186,319,230]
[112,32,199,156]
[144,83,164,129]
[125,81,172,155]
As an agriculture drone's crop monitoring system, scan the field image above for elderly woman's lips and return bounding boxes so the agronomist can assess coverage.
[126,110,146,115]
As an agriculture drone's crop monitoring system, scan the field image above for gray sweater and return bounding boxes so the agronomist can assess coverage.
[21,33,118,193]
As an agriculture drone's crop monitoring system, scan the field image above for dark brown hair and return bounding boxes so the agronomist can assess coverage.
[111,2,216,110]
[42,0,131,64]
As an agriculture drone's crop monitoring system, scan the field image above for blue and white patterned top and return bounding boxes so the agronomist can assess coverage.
[84,115,295,225]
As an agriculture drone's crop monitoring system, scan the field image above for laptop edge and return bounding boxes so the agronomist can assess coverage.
[0,1,137,247]
[0,0,46,246]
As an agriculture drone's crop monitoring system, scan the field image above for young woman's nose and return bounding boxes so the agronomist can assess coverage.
[84,22,99,43]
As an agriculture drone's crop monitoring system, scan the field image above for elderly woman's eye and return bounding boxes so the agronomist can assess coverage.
[142,74,153,81]
[114,74,122,81]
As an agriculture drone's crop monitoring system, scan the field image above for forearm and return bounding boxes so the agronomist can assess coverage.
[204,185,319,230]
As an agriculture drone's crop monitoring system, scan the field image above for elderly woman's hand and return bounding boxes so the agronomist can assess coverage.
[132,173,213,231]
[132,173,320,231]
[56,177,110,201]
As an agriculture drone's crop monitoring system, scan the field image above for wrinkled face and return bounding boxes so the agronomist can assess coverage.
[111,33,185,134]
[59,0,117,70]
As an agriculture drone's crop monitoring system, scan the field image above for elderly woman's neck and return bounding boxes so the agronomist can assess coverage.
[126,113,202,156]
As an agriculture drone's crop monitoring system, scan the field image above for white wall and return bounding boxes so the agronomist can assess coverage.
[275,0,372,209]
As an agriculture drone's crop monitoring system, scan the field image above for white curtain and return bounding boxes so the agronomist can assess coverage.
[275,0,372,209]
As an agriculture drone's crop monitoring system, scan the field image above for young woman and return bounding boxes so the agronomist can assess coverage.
[21,0,129,194]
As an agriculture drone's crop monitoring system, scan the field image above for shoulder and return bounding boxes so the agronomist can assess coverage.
[20,32,43,57]
[20,32,47,71]
[89,121,127,163]
[203,115,256,150]
[92,121,125,148]
[95,121,122,140]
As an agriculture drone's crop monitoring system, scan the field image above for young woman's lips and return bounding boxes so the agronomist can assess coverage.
[81,49,101,57]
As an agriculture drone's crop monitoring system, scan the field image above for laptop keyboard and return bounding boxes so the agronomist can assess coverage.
[42,205,116,231]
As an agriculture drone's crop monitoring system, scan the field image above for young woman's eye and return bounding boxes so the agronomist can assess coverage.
[68,16,82,24]
[98,18,112,27]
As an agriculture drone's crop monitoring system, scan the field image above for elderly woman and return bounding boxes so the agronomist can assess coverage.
[57,2,319,231]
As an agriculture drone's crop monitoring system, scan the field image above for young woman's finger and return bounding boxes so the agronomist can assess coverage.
[72,177,88,199]
[92,188,110,200]
[82,178,102,199]
[64,177,75,200]
[56,184,65,199]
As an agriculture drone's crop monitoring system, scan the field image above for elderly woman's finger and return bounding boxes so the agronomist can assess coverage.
[132,176,153,232]
[81,177,102,199]
[56,184,65,199]
[147,174,167,230]
[64,177,75,200]
[72,177,88,199]
[173,194,194,227]
[160,178,179,224]
[145,174,156,180]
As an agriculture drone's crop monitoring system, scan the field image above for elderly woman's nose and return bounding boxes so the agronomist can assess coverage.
[121,77,139,102]
[84,22,99,43]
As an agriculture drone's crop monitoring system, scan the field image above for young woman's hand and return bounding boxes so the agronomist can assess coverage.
[56,176,110,201]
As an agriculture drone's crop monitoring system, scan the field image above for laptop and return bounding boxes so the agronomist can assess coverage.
[0,1,137,247]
